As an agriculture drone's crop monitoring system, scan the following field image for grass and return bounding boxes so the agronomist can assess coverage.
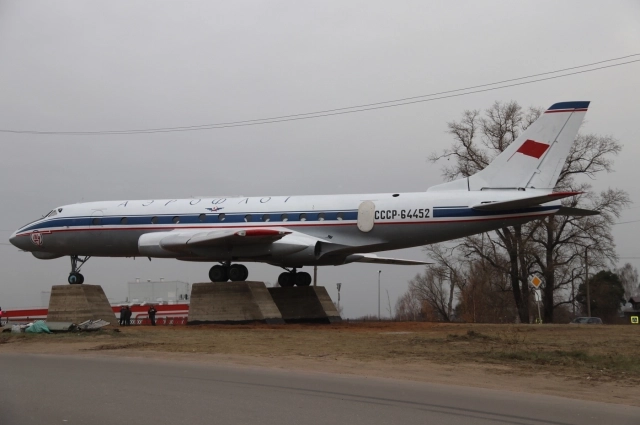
[2,322,639,383]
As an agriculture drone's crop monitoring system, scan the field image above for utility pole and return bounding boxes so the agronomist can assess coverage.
[378,270,381,320]
[585,247,591,317]
[336,282,341,312]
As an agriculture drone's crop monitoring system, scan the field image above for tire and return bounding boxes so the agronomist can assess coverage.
[68,272,83,284]
[278,272,294,287]
[209,265,228,282]
[239,264,249,281]
[295,272,311,287]
[229,264,248,281]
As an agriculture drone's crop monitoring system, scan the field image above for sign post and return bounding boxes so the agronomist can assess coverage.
[529,276,543,324]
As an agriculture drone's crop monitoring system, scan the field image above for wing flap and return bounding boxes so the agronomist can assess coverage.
[471,191,581,211]
[346,253,431,266]
[160,228,291,251]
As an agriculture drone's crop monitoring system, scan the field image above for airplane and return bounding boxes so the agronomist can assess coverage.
[9,101,596,286]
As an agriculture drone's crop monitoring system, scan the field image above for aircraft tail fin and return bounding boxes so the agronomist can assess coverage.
[429,101,590,192]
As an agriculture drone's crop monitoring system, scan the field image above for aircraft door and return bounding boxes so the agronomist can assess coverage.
[357,201,375,232]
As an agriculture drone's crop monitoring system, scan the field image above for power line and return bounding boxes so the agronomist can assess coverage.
[1,55,639,135]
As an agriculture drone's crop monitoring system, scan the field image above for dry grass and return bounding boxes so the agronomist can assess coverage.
[2,322,639,384]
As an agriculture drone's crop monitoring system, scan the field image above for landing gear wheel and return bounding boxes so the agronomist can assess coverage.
[68,272,84,284]
[68,255,90,285]
[229,264,249,281]
[209,265,228,282]
[295,272,312,287]
[278,272,294,287]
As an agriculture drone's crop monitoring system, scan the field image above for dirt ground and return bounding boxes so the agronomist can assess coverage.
[2,322,639,406]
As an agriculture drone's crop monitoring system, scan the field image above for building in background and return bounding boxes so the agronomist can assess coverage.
[128,278,190,304]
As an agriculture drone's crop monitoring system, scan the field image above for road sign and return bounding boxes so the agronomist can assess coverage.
[632,316,639,324]
[530,275,542,288]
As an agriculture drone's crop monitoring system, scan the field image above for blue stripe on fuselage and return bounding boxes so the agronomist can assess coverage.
[433,205,558,218]
[18,210,360,232]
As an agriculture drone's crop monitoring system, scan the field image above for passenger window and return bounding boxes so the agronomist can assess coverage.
[281,214,288,222]
[318,213,325,221]
[151,216,158,224]
[262,214,270,222]
[299,213,307,221]
[199,214,206,222]
[336,212,344,220]
[92,218,101,225]
[245,214,252,222]
[218,213,226,222]
[120,217,128,225]
[172,216,180,224]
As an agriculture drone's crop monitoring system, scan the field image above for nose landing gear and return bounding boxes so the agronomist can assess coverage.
[68,255,91,284]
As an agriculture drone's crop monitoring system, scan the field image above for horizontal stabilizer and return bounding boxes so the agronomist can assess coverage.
[346,253,431,266]
[554,206,600,217]
[471,192,581,211]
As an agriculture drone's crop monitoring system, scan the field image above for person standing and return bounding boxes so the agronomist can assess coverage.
[148,305,157,326]
[119,306,126,326]
[124,306,132,326]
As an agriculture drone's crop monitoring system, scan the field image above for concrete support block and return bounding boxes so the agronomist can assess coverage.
[47,285,117,325]
[188,282,284,324]
[268,286,342,323]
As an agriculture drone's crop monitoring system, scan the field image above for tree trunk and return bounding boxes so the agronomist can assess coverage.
[515,225,531,323]
[509,248,528,323]
[447,273,455,320]
[542,217,555,323]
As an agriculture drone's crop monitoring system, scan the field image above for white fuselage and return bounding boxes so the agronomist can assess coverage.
[10,190,558,267]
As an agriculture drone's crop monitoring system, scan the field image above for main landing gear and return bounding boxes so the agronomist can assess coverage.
[68,255,91,284]
[277,269,312,287]
[209,263,249,282]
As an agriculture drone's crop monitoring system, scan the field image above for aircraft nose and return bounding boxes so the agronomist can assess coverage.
[9,231,23,249]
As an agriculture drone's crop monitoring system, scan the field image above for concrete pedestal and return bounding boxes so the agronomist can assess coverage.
[188,282,284,324]
[268,286,342,324]
[47,284,117,325]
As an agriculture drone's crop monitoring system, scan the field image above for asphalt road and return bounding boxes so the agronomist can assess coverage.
[1,354,638,425]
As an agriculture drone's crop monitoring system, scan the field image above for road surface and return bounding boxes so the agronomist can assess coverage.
[1,354,638,424]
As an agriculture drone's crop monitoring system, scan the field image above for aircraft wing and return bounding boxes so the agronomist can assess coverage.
[471,191,581,211]
[156,228,291,252]
[345,253,431,266]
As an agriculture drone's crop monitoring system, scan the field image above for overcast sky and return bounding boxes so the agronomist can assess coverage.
[1,1,639,317]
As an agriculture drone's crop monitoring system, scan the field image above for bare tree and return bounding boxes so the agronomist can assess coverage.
[429,101,629,322]
[618,263,640,300]
[394,290,423,321]
[408,244,465,321]
[408,268,453,321]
